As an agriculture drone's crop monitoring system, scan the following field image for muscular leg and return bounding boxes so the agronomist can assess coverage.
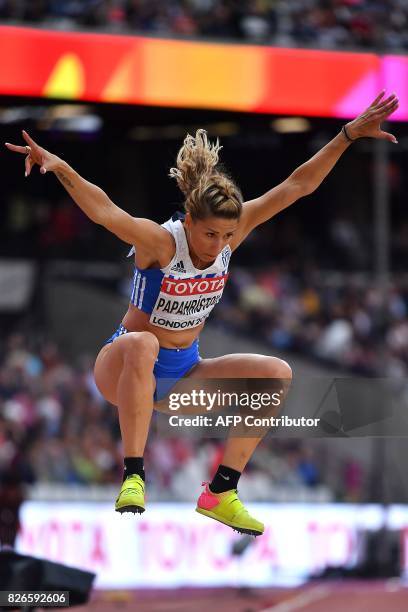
[185,353,292,472]
[94,331,159,457]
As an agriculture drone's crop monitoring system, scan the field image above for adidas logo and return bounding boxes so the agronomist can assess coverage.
[221,250,231,268]
[170,260,186,273]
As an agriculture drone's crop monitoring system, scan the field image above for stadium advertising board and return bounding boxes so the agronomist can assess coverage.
[0,26,407,119]
[16,502,393,588]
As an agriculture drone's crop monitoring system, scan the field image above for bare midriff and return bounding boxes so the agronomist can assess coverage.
[122,303,204,349]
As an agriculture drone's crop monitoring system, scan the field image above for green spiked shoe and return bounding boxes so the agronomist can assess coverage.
[115,474,145,514]
[195,482,264,536]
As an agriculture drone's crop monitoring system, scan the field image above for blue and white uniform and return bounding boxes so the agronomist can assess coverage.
[105,213,232,399]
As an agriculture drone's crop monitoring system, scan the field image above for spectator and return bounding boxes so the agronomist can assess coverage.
[2,0,408,51]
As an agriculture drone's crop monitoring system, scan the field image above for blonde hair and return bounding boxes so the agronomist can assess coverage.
[169,129,242,220]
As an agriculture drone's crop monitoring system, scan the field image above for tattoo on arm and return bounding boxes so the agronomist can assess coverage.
[56,171,74,190]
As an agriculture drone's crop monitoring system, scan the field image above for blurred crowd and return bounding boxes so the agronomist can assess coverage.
[0,332,338,500]
[215,263,408,377]
[1,0,408,51]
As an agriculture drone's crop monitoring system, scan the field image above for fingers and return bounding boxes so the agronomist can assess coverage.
[24,155,34,177]
[5,131,48,176]
[4,142,28,154]
[369,90,385,108]
[375,97,399,119]
[22,130,37,149]
[5,130,38,152]
[385,99,399,117]
[379,130,398,144]
[372,92,398,113]
[5,130,39,158]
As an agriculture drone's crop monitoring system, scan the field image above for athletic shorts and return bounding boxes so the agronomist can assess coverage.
[104,324,201,401]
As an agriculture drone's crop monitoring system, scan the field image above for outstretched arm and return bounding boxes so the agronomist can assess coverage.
[4,131,174,262]
[234,91,399,245]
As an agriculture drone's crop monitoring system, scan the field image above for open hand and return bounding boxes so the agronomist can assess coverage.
[5,130,61,176]
[346,91,399,143]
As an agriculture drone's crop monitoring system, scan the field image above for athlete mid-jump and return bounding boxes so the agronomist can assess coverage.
[5,91,398,536]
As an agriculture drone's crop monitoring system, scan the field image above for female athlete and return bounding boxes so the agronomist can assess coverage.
[5,91,398,536]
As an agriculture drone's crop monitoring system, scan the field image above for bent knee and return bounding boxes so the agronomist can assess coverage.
[121,331,160,366]
[265,357,293,381]
[279,359,293,380]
